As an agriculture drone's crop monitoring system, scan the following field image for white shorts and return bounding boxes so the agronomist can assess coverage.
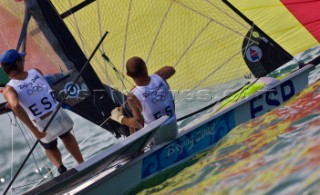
[33,109,74,143]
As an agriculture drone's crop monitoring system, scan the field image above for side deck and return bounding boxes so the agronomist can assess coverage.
[24,116,169,195]
[73,65,315,195]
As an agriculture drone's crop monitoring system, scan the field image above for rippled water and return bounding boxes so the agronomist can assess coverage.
[0,46,320,194]
[132,46,320,194]
[134,79,320,195]
[0,96,117,194]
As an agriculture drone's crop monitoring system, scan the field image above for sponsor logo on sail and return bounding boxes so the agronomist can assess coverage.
[64,82,80,98]
[246,46,262,62]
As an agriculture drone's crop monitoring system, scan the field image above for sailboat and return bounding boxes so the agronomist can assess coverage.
[0,0,319,194]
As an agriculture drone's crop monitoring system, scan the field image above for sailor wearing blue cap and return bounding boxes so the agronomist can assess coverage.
[0,49,26,64]
[0,49,84,174]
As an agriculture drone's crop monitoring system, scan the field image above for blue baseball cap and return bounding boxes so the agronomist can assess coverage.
[0,49,26,64]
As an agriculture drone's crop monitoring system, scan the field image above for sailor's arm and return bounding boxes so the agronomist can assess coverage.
[124,94,144,132]
[155,66,175,81]
[111,94,144,133]
[3,86,46,139]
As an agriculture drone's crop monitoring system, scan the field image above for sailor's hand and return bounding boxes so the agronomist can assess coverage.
[111,107,124,124]
[4,103,11,109]
[34,130,47,140]
[31,127,47,139]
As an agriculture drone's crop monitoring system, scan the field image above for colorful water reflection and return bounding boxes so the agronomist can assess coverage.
[136,79,320,194]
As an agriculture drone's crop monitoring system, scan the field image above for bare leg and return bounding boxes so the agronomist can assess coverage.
[61,133,84,164]
[45,147,63,168]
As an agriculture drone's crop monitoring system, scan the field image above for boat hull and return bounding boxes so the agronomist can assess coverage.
[76,65,315,195]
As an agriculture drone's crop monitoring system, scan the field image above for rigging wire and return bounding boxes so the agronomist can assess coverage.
[95,0,118,104]
[9,115,54,193]
[60,0,130,110]
[177,24,259,120]
[121,0,134,104]
[41,130,153,194]
[175,1,245,38]
[16,120,50,178]
[5,112,50,194]
[192,50,244,90]
[10,115,15,195]
[31,128,90,189]
[3,103,50,178]
[205,0,249,30]
[99,52,176,130]
[3,31,109,195]
[52,0,126,132]
[11,179,47,191]
[67,0,88,57]
[98,54,145,130]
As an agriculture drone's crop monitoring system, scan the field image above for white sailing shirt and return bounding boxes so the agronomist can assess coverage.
[7,69,58,120]
[131,74,176,125]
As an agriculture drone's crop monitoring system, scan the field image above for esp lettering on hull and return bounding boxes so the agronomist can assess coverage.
[250,80,295,118]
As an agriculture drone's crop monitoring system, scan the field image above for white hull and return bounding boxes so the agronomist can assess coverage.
[64,65,314,195]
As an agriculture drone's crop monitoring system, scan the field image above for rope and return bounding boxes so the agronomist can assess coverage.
[16,120,49,177]
[55,0,124,120]
[10,116,14,195]
[121,0,134,104]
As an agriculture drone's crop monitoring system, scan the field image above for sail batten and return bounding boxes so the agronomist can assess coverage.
[60,0,96,19]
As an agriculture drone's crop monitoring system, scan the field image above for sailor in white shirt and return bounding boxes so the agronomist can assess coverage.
[111,56,178,146]
[0,49,84,174]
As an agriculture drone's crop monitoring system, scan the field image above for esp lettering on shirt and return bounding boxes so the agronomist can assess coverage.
[28,91,57,116]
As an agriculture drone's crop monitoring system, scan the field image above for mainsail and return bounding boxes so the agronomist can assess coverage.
[1,0,319,133]
[33,0,294,118]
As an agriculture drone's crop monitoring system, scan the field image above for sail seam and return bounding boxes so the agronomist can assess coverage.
[205,0,248,29]
[175,1,246,38]
[146,0,174,65]
[192,49,243,90]
[174,20,211,68]
[67,0,88,57]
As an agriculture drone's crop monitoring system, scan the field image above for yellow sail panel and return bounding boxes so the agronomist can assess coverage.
[228,0,319,56]
[50,0,255,92]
